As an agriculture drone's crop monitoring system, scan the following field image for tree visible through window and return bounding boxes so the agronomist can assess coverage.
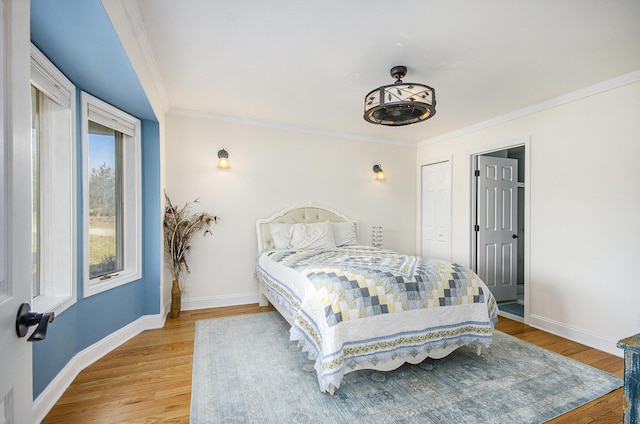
[87,121,123,279]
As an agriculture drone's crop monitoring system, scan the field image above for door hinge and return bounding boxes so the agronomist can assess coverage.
[474,169,480,177]
[474,224,480,232]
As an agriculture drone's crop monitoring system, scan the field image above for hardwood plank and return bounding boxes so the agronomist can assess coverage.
[43,305,623,423]
[548,390,623,424]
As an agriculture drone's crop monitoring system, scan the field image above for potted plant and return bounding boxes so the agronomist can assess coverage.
[163,192,219,318]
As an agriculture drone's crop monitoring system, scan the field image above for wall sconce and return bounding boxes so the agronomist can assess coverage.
[217,149,230,169]
[373,164,386,180]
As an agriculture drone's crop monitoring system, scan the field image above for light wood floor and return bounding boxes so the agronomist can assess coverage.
[43,305,624,423]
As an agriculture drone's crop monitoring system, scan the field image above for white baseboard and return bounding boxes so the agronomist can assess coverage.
[33,313,166,423]
[179,292,260,311]
[528,314,623,358]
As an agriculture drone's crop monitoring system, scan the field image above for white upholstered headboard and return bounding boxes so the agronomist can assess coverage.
[256,203,356,251]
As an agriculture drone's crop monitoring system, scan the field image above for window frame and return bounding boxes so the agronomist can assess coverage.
[30,44,77,315]
[81,91,142,298]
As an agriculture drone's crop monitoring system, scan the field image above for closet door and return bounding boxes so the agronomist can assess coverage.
[420,161,451,260]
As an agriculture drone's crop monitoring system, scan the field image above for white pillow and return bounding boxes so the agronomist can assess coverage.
[331,222,358,246]
[269,223,292,249]
[289,221,336,250]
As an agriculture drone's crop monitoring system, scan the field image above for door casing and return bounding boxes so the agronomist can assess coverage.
[468,137,531,323]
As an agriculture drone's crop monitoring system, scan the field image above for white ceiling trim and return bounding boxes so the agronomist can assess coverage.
[418,69,640,148]
[167,107,416,147]
[121,0,170,112]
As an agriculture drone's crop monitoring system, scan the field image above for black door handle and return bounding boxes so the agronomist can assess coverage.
[512,234,519,239]
[15,302,55,342]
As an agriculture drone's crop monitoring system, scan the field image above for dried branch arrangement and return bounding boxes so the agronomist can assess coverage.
[163,192,219,289]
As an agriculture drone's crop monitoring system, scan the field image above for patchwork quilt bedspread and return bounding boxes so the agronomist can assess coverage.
[257,246,498,392]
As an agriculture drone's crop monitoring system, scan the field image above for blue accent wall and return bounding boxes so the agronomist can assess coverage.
[142,120,162,315]
[30,0,161,398]
[30,0,156,122]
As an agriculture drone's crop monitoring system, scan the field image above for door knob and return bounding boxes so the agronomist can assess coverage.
[512,234,519,239]
[15,302,55,342]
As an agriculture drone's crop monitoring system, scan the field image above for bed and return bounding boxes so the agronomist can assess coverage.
[255,204,498,393]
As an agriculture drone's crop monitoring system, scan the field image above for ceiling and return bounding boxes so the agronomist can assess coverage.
[112,0,640,145]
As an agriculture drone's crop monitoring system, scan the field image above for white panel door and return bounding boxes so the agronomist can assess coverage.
[477,156,518,301]
[421,161,451,260]
[0,1,35,422]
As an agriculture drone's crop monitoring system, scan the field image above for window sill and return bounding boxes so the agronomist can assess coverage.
[83,270,141,298]
[32,294,76,317]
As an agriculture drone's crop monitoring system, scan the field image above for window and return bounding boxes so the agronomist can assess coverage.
[30,44,77,314]
[81,92,141,297]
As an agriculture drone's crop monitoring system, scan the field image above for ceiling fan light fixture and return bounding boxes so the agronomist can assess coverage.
[364,65,436,126]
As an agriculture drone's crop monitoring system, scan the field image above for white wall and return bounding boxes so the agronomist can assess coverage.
[165,112,417,307]
[417,80,640,356]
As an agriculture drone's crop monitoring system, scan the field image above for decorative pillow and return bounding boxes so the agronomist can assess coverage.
[269,223,292,249]
[288,221,336,250]
[331,222,358,246]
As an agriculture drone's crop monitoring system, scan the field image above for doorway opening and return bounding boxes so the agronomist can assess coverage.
[470,142,528,323]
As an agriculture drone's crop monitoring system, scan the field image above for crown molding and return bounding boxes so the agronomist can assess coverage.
[167,107,416,147]
[418,69,640,148]
[119,0,170,112]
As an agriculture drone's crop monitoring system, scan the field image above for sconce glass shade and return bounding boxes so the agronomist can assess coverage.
[373,164,386,180]
[364,66,436,126]
[217,149,230,169]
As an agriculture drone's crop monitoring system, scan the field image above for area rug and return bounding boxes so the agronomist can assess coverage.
[190,312,621,423]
